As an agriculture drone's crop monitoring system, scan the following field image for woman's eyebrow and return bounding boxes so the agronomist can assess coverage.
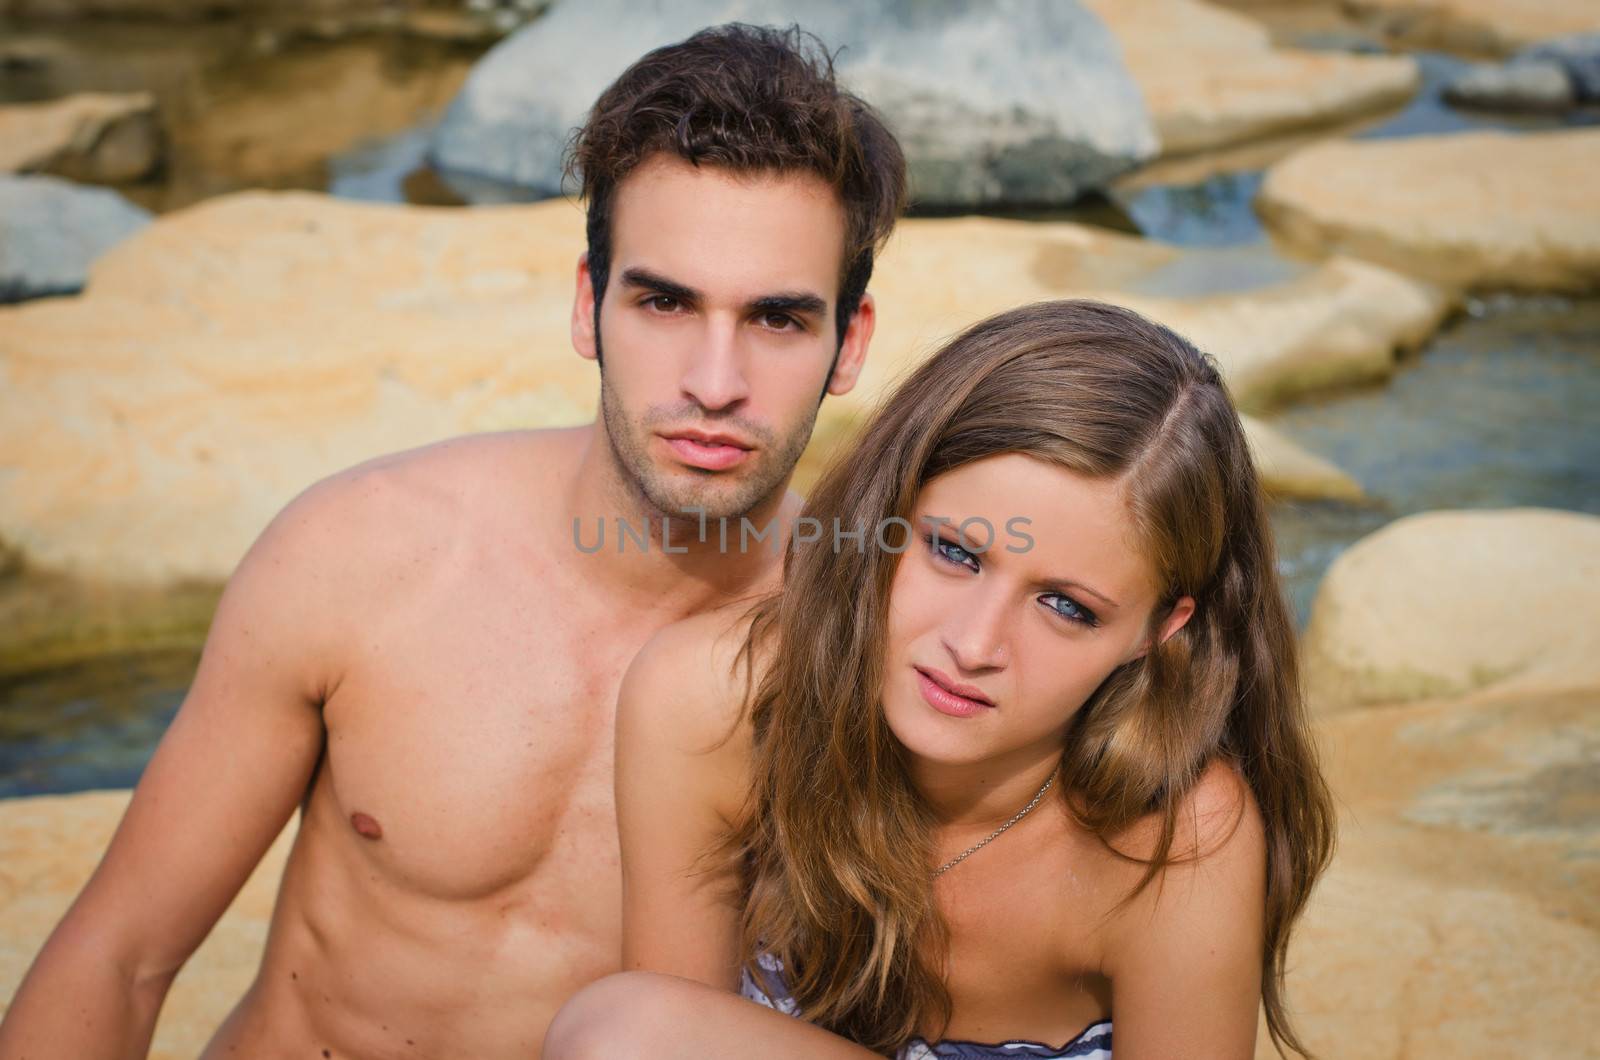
[1039,575,1119,609]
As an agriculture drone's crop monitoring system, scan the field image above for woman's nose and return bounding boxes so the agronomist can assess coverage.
[940,585,1010,671]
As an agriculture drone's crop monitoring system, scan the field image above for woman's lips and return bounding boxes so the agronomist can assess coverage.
[915,666,995,719]
[661,434,752,471]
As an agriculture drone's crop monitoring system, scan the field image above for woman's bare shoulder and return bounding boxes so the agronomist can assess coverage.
[620,596,773,748]
[1086,759,1267,957]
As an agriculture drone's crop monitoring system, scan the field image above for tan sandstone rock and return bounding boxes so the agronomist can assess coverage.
[1086,0,1418,156]
[0,790,294,1058]
[1259,128,1600,293]
[1342,0,1600,55]
[0,92,163,185]
[1264,681,1600,1058]
[4,688,1594,1058]
[0,192,1444,589]
[1303,508,1600,710]
[1240,416,1364,502]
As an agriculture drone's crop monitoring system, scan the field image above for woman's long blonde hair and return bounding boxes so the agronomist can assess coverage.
[731,299,1336,1057]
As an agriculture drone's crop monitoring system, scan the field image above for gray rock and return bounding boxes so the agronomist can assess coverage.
[1443,60,1576,113]
[429,0,1157,208]
[0,175,150,304]
[1522,32,1600,102]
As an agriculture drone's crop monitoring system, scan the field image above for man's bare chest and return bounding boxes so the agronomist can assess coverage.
[311,582,654,904]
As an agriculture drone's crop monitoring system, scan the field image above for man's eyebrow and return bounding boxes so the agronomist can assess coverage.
[619,267,699,303]
[749,292,828,317]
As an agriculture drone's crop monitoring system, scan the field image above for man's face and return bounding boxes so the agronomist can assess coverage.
[573,153,871,522]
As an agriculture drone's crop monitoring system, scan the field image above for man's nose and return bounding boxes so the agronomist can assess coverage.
[679,317,751,412]
[941,582,1010,672]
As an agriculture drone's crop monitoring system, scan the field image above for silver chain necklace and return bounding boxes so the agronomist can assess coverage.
[932,772,1056,879]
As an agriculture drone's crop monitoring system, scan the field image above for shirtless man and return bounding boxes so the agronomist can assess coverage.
[0,25,906,1059]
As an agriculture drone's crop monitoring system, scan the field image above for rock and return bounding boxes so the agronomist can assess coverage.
[854,220,1452,430]
[1442,34,1600,116]
[398,8,514,46]
[1240,416,1363,502]
[1303,509,1600,710]
[1257,128,1600,293]
[1443,60,1576,112]
[429,0,1157,208]
[0,192,1444,590]
[0,41,59,73]
[1266,685,1599,1058]
[1522,31,1600,101]
[0,791,294,1059]
[1341,0,1600,56]
[1083,0,1418,156]
[0,175,152,304]
[0,0,393,19]
[0,92,163,185]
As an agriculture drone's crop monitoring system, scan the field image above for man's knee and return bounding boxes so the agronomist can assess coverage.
[543,971,693,1058]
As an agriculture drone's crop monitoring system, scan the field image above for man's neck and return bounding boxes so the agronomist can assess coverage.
[558,421,800,613]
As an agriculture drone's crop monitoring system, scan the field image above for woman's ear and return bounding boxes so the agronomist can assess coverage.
[1128,596,1196,663]
[1158,596,1196,645]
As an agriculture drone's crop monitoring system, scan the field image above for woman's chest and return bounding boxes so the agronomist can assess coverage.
[931,827,1119,1046]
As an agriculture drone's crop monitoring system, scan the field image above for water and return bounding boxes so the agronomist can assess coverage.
[0,650,197,798]
[1272,297,1600,621]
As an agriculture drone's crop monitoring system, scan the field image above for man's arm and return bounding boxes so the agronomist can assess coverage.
[615,609,756,991]
[0,480,355,1059]
[1099,761,1268,1060]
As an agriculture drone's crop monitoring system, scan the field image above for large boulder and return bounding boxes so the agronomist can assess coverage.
[1304,509,1600,710]
[0,175,151,303]
[429,0,1158,208]
[1084,0,1418,156]
[1267,682,1600,1058]
[1341,0,1600,56]
[0,191,1443,590]
[0,92,163,185]
[1257,128,1600,293]
[0,790,295,1059]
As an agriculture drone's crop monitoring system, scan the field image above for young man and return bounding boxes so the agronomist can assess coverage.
[0,25,906,1059]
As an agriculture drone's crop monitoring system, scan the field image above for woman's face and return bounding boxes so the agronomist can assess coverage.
[881,453,1192,772]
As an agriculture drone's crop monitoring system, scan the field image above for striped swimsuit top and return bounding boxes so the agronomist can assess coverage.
[739,953,1113,1059]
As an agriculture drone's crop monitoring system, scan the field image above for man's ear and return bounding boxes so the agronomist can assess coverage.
[572,252,598,362]
[825,290,876,397]
[1129,596,1196,663]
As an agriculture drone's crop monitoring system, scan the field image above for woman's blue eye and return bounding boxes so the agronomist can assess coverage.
[927,534,978,573]
[1042,593,1098,627]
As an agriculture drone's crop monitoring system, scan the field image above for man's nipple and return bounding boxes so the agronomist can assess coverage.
[350,811,384,840]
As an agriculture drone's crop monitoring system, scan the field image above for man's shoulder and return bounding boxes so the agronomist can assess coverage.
[286,428,578,545]
[237,428,579,600]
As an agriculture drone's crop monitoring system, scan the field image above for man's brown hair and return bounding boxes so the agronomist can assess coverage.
[567,23,907,347]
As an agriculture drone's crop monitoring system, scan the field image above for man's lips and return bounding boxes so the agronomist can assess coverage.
[658,429,754,471]
[915,666,996,718]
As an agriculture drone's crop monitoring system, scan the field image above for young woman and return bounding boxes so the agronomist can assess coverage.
[545,300,1337,1059]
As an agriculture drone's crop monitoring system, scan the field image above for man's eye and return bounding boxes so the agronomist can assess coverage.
[760,312,798,331]
[1042,593,1098,628]
[645,295,681,313]
[926,533,978,573]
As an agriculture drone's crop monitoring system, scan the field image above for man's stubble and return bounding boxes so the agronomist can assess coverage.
[597,363,818,525]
